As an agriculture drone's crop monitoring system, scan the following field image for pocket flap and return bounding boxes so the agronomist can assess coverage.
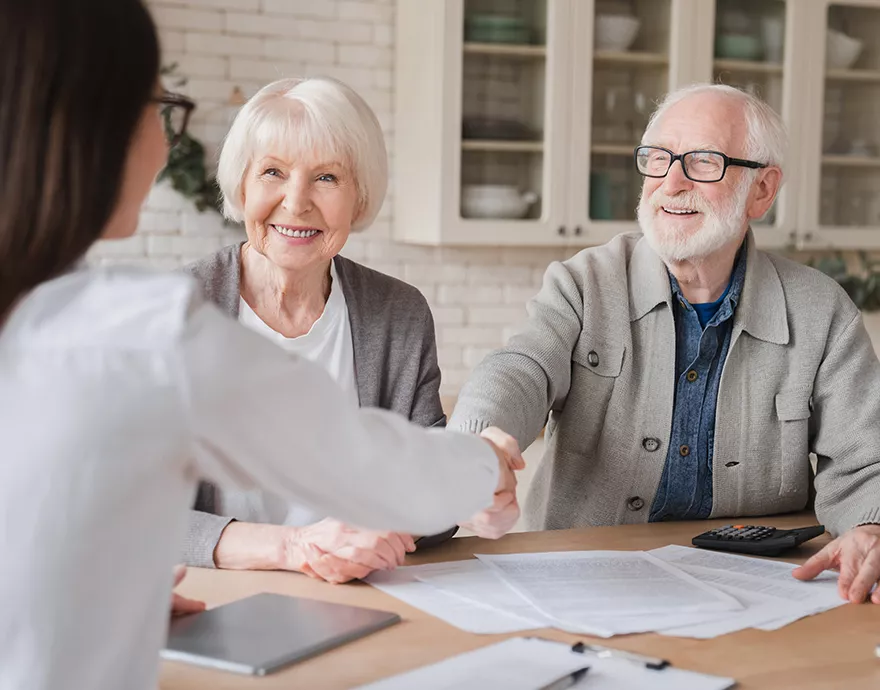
[573,337,625,378]
[775,392,812,421]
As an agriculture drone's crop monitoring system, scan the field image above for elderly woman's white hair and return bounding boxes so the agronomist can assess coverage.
[642,83,788,172]
[217,76,388,231]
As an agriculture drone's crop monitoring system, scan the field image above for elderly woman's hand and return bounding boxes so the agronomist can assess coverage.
[282,519,416,584]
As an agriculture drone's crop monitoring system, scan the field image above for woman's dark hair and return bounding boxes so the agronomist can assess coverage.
[0,0,160,319]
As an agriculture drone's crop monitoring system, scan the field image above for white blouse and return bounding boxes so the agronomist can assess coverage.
[0,265,497,690]
[227,260,357,526]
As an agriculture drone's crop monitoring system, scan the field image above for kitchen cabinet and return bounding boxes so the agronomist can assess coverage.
[394,0,880,248]
[800,0,880,249]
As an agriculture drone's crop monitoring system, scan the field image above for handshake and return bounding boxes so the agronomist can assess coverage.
[463,426,527,540]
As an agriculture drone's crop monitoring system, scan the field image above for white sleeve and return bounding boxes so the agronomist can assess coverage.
[178,299,498,536]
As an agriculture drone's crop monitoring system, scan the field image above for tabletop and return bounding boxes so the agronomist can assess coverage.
[160,512,880,689]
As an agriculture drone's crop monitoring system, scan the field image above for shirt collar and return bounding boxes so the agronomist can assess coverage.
[735,230,790,345]
[629,235,674,322]
[629,230,790,345]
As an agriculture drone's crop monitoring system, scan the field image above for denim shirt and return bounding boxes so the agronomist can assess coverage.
[649,246,747,522]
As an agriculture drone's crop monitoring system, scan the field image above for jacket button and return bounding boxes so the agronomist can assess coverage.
[587,350,600,367]
[642,437,660,452]
[686,370,698,382]
[680,444,690,457]
[627,496,645,511]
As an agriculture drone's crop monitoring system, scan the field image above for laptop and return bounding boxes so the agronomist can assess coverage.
[161,592,401,676]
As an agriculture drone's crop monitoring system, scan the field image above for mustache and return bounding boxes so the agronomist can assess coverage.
[643,189,711,213]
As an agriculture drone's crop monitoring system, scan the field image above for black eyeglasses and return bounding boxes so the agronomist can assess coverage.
[634,145,767,183]
[152,91,196,147]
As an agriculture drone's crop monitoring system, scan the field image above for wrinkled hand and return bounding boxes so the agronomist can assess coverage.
[170,565,206,617]
[793,524,880,604]
[284,518,416,585]
[461,427,526,540]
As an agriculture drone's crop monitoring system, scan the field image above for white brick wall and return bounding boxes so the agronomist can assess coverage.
[90,0,573,396]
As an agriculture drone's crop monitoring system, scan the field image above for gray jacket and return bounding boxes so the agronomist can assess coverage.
[450,232,880,536]
[183,243,449,567]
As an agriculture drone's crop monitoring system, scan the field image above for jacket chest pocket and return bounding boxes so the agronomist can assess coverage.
[775,391,811,497]
[567,337,626,423]
[572,337,625,378]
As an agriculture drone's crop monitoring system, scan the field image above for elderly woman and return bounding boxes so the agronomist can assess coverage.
[182,77,500,584]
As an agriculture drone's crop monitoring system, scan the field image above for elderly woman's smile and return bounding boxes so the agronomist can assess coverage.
[271,225,321,240]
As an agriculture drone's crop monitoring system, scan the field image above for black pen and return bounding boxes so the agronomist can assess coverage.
[536,666,590,690]
[572,642,670,670]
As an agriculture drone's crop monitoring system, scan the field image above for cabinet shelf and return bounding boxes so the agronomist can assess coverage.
[714,59,783,75]
[591,143,637,156]
[594,50,668,66]
[461,139,544,153]
[822,154,880,168]
[463,42,546,58]
[826,68,880,83]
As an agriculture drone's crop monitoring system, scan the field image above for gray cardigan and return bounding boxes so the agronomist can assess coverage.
[451,232,880,536]
[182,243,451,567]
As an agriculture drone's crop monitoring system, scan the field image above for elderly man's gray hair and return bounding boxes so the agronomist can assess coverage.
[217,76,388,231]
[641,83,788,171]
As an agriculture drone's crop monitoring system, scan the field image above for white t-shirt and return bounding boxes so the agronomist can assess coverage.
[223,261,358,526]
[0,266,498,690]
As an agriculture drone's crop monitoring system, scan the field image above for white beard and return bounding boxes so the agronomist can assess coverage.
[637,178,752,264]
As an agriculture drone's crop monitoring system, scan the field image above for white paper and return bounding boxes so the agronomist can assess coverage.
[651,544,838,583]
[412,559,743,638]
[475,551,741,635]
[650,546,841,602]
[412,560,555,627]
[366,566,543,634]
[650,545,845,637]
[355,637,735,690]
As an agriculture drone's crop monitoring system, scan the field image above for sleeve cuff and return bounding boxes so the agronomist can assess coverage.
[181,512,237,568]
[451,418,492,435]
[854,507,880,529]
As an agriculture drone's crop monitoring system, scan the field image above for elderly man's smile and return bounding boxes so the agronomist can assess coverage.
[661,206,699,216]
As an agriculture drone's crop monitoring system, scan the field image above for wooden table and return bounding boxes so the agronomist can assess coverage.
[160,513,880,689]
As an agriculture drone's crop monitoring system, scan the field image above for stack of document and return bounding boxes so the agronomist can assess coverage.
[366,545,844,639]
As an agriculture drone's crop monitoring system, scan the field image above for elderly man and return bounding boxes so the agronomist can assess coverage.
[450,84,880,604]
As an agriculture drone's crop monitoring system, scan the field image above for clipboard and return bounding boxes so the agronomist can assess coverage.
[355,637,736,689]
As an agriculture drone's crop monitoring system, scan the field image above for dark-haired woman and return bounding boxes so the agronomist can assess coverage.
[0,1,522,688]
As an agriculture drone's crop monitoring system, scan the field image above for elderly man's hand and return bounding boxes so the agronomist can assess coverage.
[170,565,206,617]
[792,524,880,603]
[284,518,416,585]
[460,426,525,540]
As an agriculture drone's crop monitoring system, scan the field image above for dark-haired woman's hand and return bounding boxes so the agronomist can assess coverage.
[169,565,206,617]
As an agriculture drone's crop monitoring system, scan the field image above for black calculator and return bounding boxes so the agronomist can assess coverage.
[692,524,826,556]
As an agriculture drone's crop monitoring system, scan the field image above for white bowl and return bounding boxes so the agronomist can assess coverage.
[461,185,538,219]
[826,28,863,69]
[595,14,640,52]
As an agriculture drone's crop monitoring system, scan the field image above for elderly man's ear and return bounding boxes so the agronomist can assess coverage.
[747,166,783,220]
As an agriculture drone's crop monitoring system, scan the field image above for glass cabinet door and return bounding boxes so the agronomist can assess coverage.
[582,0,674,235]
[817,2,880,239]
[712,0,787,228]
[459,0,553,227]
